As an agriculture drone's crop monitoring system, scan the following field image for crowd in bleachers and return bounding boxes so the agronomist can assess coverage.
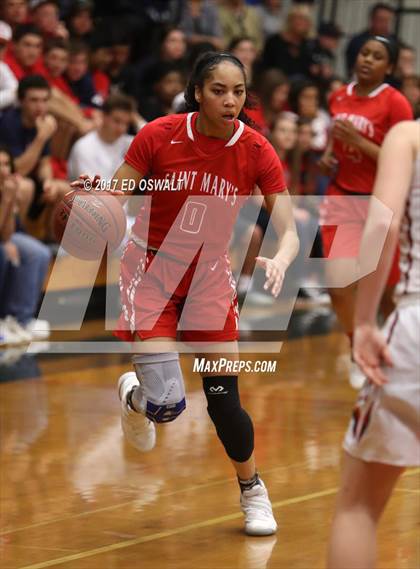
[0,0,418,345]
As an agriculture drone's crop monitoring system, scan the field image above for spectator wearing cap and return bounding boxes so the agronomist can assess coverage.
[217,0,263,53]
[307,21,342,87]
[262,3,313,78]
[29,0,69,40]
[345,2,396,76]
[0,0,29,31]
[179,0,223,50]
[3,23,44,80]
[66,0,94,42]
[0,21,18,109]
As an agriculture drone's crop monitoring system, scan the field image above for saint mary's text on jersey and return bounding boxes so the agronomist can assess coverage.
[141,170,239,205]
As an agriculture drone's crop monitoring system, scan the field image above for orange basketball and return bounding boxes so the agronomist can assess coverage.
[53,191,127,260]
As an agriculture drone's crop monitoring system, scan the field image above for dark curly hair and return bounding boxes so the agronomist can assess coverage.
[182,51,257,128]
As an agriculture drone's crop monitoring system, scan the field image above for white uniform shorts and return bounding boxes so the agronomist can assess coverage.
[343,297,420,467]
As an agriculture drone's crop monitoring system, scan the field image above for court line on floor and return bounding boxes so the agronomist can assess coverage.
[18,487,338,569]
[14,468,420,569]
[0,461,309,537]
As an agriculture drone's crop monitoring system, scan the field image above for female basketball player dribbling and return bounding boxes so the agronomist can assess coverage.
[319,36,413,388]
[72,52,299,536]
[327,121,420,569]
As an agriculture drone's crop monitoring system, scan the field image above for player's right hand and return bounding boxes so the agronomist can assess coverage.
[353,323,393,386]
[318,152,338,176]
[255,256,287,298]
[70,173,100,191]
[70,174,125,195]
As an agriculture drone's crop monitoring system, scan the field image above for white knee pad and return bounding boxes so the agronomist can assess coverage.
[132,352,186,423]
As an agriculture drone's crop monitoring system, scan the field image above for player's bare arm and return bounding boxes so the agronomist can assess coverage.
[256,190,299,297]
[353,121,419,384]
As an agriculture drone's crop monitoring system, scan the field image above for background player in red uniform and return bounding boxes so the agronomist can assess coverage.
[319,36,413,388]
[72,52,299,536]
[327,120,420,569]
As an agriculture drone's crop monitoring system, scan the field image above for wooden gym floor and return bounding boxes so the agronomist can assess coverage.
[0,313,418,569]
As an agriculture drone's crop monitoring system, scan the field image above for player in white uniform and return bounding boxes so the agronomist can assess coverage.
[327,120,420,569]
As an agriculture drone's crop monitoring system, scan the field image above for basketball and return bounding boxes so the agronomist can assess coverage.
[53,191,127,260]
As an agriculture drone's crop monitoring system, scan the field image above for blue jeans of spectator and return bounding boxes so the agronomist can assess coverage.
[0,233,51,324]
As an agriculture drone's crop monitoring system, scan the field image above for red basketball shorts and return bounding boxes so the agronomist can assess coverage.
[114,240,239,342]
[320,184,400,287]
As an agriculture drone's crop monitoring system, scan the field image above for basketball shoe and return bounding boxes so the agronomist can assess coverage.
[240,479,277,536]
[118,372,156,452]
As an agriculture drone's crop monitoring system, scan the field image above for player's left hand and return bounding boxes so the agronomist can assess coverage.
[353,323,393,386]
[255,256,287,298]
[333,119,361,146]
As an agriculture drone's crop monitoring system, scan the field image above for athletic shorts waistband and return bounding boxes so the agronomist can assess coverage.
[129,234,226,265]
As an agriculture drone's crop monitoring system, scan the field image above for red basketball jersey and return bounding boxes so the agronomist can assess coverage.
[125,112,287,259]
[329,82,413,194]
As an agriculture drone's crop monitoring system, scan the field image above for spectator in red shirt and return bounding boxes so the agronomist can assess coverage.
[40,38,96,136]
[4,23,44,80]
[41,37,72,95]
